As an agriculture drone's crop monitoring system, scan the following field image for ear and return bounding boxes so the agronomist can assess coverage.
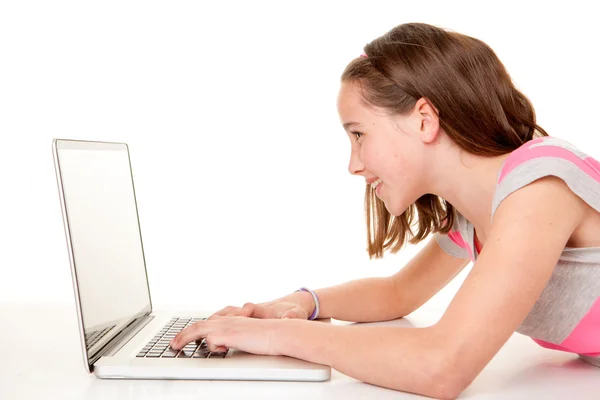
[414,97,440,144]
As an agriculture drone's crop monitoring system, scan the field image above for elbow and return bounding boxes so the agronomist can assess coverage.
[423,346,473,399]
[425,369,469,400]
[428,377,466,400]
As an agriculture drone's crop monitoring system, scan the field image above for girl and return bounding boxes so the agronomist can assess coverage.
[170,22,600,398]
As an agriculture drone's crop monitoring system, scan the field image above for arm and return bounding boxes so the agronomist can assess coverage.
[274,176,586,398]
[281,237,470,323]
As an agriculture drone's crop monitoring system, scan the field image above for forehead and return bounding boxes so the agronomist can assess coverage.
[337,81,386,126]
[337,81,363,111]
[337,81,371,121]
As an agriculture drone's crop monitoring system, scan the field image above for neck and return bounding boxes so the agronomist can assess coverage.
[425,142,511,244]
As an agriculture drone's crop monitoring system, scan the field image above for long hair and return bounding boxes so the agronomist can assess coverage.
[341,23,548,258]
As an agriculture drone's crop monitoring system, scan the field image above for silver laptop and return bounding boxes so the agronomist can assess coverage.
[52,138,331,381]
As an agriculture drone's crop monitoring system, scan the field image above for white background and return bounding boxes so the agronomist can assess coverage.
[1,1,598,312]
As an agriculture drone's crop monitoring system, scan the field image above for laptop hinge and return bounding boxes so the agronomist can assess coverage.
[88,312,154,371]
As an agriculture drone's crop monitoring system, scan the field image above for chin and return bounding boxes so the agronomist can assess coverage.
[383,200,407,217]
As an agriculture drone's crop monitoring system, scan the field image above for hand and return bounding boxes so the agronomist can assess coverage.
[211,292,315,321]
[169,315,284,355]
[190,292,315,352]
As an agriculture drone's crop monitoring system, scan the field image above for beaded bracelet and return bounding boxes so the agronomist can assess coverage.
[296,287,320,320]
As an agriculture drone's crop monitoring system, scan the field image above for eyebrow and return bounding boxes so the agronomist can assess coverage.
[343,121,362,130]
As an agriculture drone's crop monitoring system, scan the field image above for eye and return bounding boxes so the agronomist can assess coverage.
[351,131,364,140]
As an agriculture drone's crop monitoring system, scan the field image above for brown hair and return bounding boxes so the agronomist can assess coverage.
[341,22,548,259]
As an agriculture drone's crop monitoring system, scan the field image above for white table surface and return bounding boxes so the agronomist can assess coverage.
[2,302,599,400]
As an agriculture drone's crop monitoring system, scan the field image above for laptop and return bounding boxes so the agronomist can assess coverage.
[52,138,331,381]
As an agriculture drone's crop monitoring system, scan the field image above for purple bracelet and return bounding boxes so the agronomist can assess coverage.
[296,287,320,320]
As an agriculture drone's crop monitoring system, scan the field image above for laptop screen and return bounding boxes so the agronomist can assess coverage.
[54,140,151,354]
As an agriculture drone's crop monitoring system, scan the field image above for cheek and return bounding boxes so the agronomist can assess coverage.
[361,143,383,168]
[366,147,401,177]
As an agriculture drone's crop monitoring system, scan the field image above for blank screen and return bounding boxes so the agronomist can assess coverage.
[55,140,151,350]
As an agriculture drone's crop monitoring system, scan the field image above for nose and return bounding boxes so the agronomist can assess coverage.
[348,145,365,176]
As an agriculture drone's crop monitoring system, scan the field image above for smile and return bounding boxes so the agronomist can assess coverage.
[371,179,382,190]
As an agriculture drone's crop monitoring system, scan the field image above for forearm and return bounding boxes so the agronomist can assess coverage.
[275,319,458,399]
[282,277,405,322]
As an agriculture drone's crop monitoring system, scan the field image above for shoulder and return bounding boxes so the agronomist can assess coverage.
[492,136,600,219]
[491,174,586,245]
[498,136,594,184]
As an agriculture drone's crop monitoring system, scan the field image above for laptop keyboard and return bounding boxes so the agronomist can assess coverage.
[136,317,228,359]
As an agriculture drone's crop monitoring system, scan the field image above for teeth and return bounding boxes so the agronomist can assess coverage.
[370,179,382,189]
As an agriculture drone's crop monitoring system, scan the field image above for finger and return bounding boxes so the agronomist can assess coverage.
[238,302,270,319]
[207,314,227,321]
[238,302,257,318]
[281,306,307,320]
[198,334,227,353]
[281,309,297,319]
[212,302,261,319]
[209,309,240,320]
[211,306,237,318]
[206,334,230,353]
[249,303,269,319]
[170,321,212,350]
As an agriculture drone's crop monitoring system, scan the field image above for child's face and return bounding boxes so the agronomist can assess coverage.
[337,81,427,216]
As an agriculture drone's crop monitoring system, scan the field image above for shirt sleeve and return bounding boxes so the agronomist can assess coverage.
[434,232,471,259]
[433,208,472,260]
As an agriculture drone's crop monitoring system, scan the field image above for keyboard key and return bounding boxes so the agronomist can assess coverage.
[177,350,195,358]
[193,347,210,357]
[162,352,178,358]
[208,352,227,358]
[139,317,215,351]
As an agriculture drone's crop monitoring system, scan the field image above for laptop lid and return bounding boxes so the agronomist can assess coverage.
[53,139,153,372]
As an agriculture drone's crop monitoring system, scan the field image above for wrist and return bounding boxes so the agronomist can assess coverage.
[272,317,299,356]
[297,290,316,318]
[284,290,316,319]
[273,318,333,366]
[296,288,320,319]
